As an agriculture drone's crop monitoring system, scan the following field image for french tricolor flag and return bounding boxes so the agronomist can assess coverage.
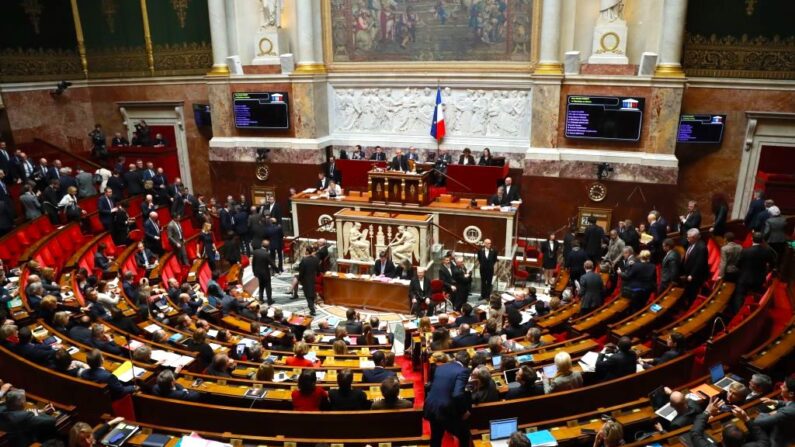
[430,87,445,141]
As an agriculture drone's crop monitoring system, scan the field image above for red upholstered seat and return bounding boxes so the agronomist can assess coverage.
[430,279,449,313]
[512,258,529,286]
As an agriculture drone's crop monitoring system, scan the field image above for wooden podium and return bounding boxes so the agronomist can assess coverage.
[368,170,431,206]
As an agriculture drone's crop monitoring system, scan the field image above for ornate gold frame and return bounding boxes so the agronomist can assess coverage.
[321,0,540,73]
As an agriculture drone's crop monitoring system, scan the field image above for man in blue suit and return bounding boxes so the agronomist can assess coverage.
[80,349,138,400]
[143,211,163,255]
[362,350,396,383]
[424,351,471,447]
[97,188,116,230]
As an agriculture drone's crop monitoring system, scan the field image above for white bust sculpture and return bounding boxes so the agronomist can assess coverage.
[261,0,282,28]
[598,0,624,23]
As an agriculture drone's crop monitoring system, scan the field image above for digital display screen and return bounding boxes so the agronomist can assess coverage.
[233,92,289,130]
[565,95,645,141]
[677,114,726,144]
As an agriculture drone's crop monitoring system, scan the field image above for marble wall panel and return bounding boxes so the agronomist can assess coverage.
[677,85,795,214]
[530,82,562,149]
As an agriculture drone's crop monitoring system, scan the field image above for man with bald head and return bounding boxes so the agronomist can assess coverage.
[477,239,498,301]
[143,211,163,255]
[655,390,701,432]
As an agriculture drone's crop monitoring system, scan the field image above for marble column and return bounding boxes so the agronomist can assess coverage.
[294,0,325,74]
[207,0,230,76]
[534,0,563,75]
[654,0,688,78]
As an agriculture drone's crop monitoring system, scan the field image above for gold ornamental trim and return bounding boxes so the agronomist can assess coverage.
[69,0,88,77]
[139,0,155,74]
[294,63,327,74]
[534,62,563,76]
[0,48,82,82]
[258,37,275,57]
[599,31,621,52]
[653,63,686,78]
[683,33,795,80]
[207,64,230,76]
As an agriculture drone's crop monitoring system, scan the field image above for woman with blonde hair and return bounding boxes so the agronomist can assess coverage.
[593,419,624,447]
[544,351,583,393]
[38,295,59,324]
[332,339,348,355]
[69,417,125,447]
[286,341,317,367]
[418,316,432,333]
[198,221,218,270]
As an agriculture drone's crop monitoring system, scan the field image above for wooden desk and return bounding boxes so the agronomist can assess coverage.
[291,192,518,256]
[610,287,684,340]
[369,169,431,206]
[536,301,581,330]
[323,273,410,313]
[655,282,734,342]
[743,316,795,372]
[570,298,631,334]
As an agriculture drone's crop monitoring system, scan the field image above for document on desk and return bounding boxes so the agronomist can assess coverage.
[143,324,160,334]
[179,435,232,447]
[112,361,145,382]
[150,350,194,369]
[577,351,600,372]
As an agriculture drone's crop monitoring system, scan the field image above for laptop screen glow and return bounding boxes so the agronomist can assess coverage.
[490,418,518,441]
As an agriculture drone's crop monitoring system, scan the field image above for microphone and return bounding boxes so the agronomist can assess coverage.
[707,316,726,344]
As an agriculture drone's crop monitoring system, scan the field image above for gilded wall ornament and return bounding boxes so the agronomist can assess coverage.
[171,0,190,28]
[101,0,118,33]
[22,0,43,35]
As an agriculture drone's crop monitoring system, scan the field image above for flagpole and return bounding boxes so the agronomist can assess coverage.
[436,79,441,157]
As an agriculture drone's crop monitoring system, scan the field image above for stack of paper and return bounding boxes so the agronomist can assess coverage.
[577,351,600,372]
[143,324,160,334]
[526,430,557,446]
[150,350,194,369]
[179,435,232,447]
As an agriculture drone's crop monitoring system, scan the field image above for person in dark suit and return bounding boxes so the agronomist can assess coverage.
[410,267,432,316]
[80,349,137,399]
[68,315,92,345]
[0,389,57,446]
[620,250,657,311]
[350,145,366,160]
[710,195,729,237]
[106,171,125,201]
[167,214,190,266]
[266,217,285,272]
[506,365,545,399]
[595,337,637,382]
[620,219,641,254]
[658,238,681,295]
[134,242,158,273]
[583,217,605,262]
[452,257,472,311]
[744,190,765,228]
[451,324,485,348]
[750,200,774,232]
[641,331,685,368]
[438,256,457,295]
[389,149,409,172]
[342,308,363,334]
[477,239,498,301]
[15,327,55,365]
[261,195,281,221]
[732,232,776,314]
[578,261,604,314]
[169,183,186,218]
[488,187,507,206]
[143,211,163,255]
[502,177,520,203]
[373,251,396,277]
[111,132,129,147]
[689,399,770,447]
[328,369,369,410]
[316,172,330,191]
[458,148,475,165]
[370,146,387,161]
[647,212,667,260]
[93,242,112,272]
[682,228,709,304]
[424,351,471,447]
[477,148,494,166]
[454,303,479,327]
[297,246,320,315]
[326,156,343,184]
[232,205,250,256]
[0,141,10,178]
[252,240,278,304]
[362,350,396,383]
[97,188,116,230]
[679,201,702,241]
[152,369,200,401]
[540,233,560,286]
[122,164,143,196]
[565,241,589,284]
[754,376,795,447]
[316,238,330,272]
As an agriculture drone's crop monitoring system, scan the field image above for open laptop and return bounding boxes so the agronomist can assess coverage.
[649,386,678,421]
[490,417,518,447]
[542,364,558,378]
[709,363,738,390]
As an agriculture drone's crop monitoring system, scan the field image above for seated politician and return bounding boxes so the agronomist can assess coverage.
[152,369,200,401]
[363,350,396,383]
[372,376,412,409]
[373,251,396,277]
[328,369,369,410]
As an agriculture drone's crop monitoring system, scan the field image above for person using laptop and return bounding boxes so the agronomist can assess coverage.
[593,420,625,447]
[507,431,530,447]
[544,351,583,393]
[487,418,518,447]
[654,390,702,432]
